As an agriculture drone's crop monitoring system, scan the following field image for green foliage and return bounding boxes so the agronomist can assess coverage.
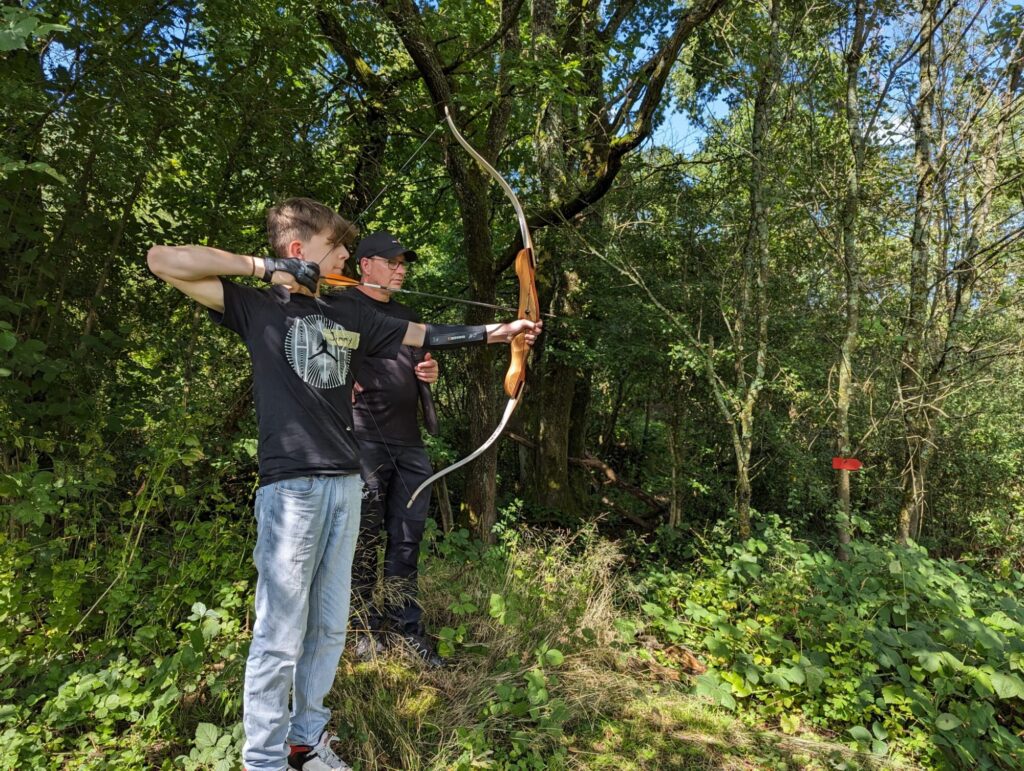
[2,0,1024,768]
[176,721,245,770]
[0,5,68,54]
[635,520,1024,768]
[452,645,572,769]
[0,449,253,770]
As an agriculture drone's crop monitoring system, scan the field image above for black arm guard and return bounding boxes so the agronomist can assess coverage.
[423,324,488,349]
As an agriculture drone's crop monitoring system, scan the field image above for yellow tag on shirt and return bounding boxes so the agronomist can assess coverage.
[323,329,360,349]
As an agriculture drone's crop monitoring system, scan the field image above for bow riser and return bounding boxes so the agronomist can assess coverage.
[504,247,538,399]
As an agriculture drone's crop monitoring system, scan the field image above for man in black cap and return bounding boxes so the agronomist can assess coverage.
[343,231,445,667]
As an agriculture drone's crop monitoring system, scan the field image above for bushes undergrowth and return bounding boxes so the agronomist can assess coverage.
[1,500,889,770]
[6,455,1017,769]
[633,518,1024,769]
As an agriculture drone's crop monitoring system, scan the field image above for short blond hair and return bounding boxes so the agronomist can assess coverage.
[266,197,358,257]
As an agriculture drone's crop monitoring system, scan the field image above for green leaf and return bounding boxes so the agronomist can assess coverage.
[765,668,790,689]
[524,669,545,690]
[916,651,943,673]
[779,713,800,734]
[488,593,506,621]
[695,672,737,711]
[543,648,564,667]
[803,665,824,692]
[881,684,905,704]
[201,616,221,642]
[26,161,67,184]
[990,672,1024,700]
[641,602,665,618]
[662,617,685,637]
[720,670,752,697]
[783,665,805,685]
[614,618,637,644]
[848,725,872,744]
[195,722,219,748]
[935,713,962,731]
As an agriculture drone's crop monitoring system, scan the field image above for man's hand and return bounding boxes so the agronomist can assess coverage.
[490,319,543,346]
[263,257,320,293]
[415,352,438,384]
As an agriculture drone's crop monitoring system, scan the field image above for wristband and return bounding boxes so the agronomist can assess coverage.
[423,323,488,349]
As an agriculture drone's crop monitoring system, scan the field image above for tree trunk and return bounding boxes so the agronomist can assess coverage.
[901,21,1024,543]
[667,406,682,529]
[898,0,937,545]
[731,0,780,539]
[834,0,871,559]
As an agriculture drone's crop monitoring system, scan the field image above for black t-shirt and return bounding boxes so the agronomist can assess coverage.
[345,289,426,447]
[210,279,407,485]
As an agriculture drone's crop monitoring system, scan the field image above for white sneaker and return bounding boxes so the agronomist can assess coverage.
[288,730,351,771]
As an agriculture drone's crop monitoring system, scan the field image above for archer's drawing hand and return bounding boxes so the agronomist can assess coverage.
[415,352,438,384]
[263,257,320,293]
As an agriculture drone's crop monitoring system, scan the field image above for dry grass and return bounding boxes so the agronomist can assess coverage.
[322,528,901,770]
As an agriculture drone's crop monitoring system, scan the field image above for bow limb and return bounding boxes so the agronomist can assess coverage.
[406,107,540,508]
[443,107,534,257]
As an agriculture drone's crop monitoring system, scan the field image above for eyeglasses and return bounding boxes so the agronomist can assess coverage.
[370,256,409,271]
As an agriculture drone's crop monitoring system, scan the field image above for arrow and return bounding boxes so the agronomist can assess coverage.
[320,273,555,318]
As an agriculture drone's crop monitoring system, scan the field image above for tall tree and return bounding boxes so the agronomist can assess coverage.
[366,0,728,536]
[897,1,1022,544]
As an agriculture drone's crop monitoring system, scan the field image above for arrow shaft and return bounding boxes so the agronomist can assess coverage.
[322,274,553,317]
[366,283,523,315]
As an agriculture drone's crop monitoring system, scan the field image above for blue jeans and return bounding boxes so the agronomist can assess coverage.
[242,474,362,771]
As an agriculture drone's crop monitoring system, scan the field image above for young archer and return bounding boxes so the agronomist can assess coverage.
[147,197,541,771]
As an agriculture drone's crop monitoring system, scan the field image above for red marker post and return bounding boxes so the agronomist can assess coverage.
[832,457,863,471]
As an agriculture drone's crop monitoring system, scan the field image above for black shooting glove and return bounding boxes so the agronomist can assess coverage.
[262,257,320,293]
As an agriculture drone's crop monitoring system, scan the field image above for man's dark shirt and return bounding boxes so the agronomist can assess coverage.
[210,279,407,485]
[347,289,431,447]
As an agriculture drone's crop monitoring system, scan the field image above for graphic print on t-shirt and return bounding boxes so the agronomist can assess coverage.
[284,314,351,389]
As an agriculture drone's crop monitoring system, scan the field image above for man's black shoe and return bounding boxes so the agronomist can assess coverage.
[351,632,385,662]
[400,632,447,669]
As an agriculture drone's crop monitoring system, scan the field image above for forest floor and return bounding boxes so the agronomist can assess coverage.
[315,650,912,770]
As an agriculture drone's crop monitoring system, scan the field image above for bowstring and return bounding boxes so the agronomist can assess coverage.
[339,122,443,501]
[278,124,444,506]
[353,122,444,226]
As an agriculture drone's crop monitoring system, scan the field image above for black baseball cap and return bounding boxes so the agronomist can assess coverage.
[353,231,418,262]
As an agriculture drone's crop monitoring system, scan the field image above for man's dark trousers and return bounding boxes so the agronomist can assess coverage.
[351,439,433,636]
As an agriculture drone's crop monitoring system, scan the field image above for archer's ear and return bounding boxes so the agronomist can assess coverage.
[287,239,304,258]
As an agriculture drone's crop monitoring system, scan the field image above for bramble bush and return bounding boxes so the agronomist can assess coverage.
[0,429,254,769]
[633,517,1024,768]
